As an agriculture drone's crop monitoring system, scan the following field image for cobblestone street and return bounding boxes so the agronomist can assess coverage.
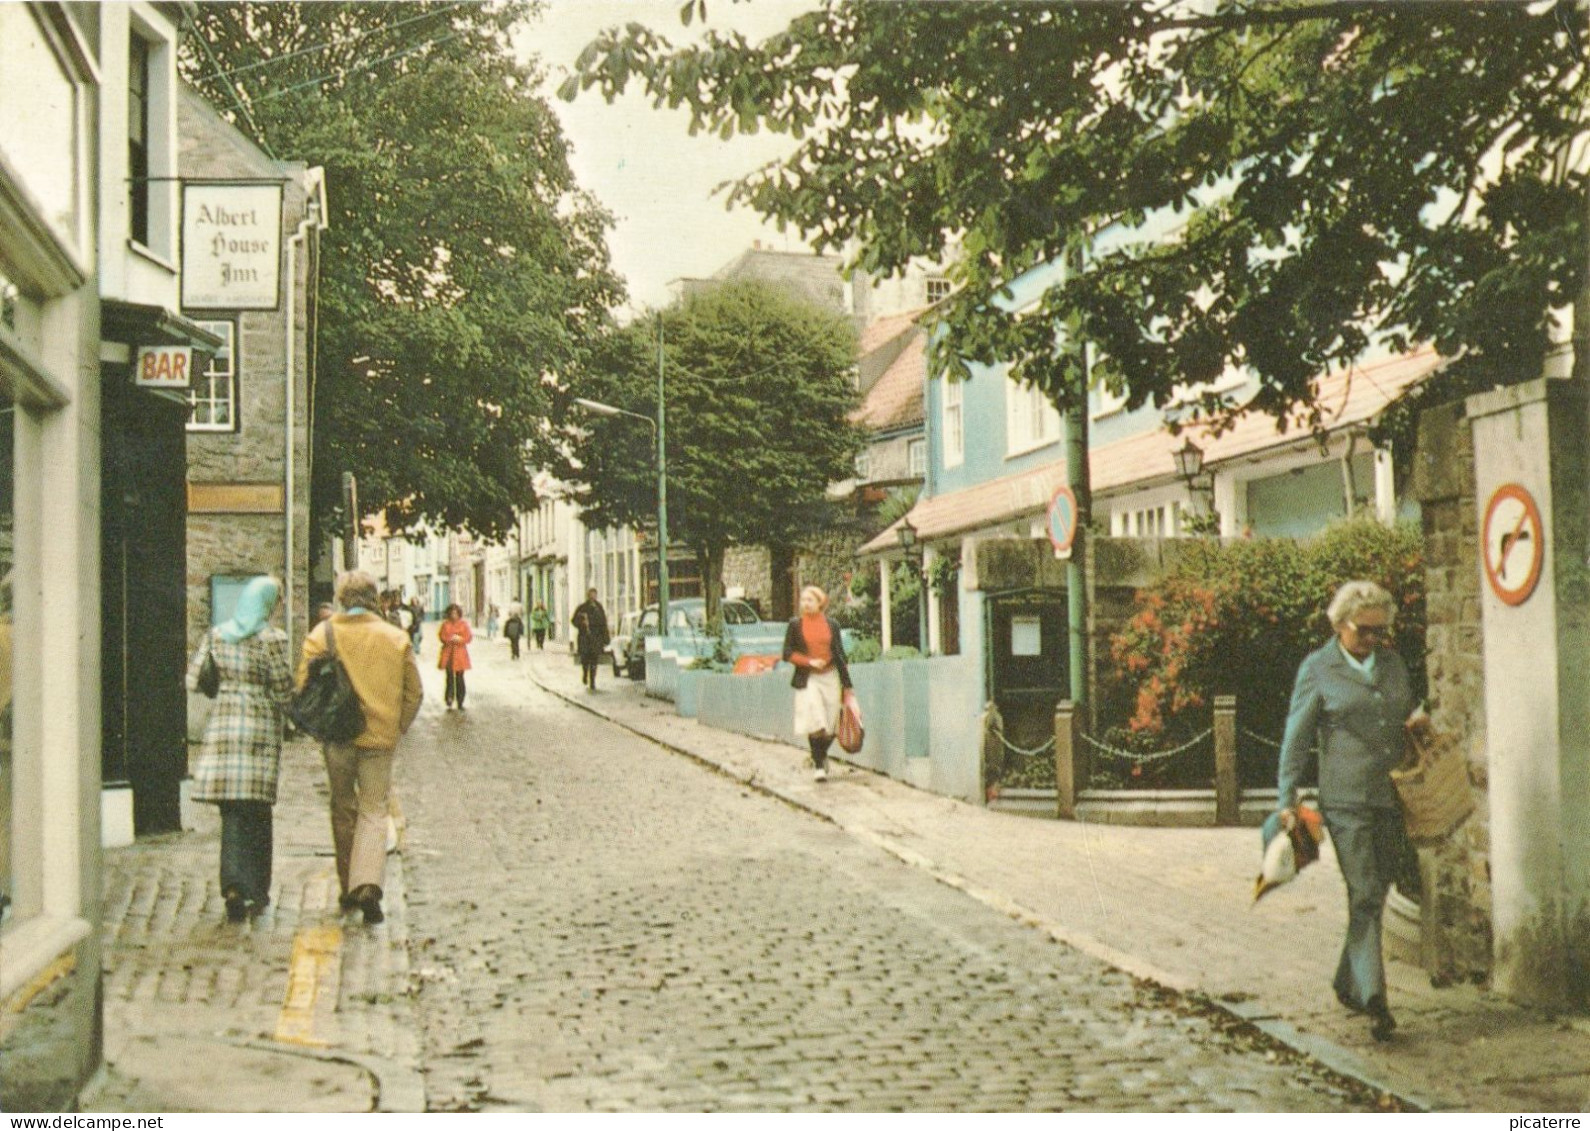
[400,652,1377,1112]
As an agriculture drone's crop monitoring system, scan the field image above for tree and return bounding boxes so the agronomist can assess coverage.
[562,280,862,623]
[565,2,1587,430]
[183,3,623,542]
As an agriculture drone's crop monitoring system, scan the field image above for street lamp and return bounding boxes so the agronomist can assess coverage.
[570,316,669,633]
[1173,437,1219,534]
[895,516,929,654]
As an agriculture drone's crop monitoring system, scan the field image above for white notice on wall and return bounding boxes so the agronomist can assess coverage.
[181,183,283,310]
[1011,615,1041,657]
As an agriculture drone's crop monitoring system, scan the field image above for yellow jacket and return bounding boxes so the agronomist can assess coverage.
[297,612,423,749]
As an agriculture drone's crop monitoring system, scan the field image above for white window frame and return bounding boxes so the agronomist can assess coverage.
[185,318,236,432]
[925,275,952,305]
[1005,376,1061,458]
[942,378,964,469]
[907,437,927,477]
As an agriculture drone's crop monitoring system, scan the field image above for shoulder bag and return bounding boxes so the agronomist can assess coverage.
[196,633,221,699]
[290,620,366,743]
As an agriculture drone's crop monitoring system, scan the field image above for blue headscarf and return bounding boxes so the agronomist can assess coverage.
[217,576,280,643]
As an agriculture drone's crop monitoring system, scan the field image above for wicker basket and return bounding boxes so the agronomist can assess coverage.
[1391,728,1474,845]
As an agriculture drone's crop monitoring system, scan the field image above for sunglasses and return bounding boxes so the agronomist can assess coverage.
[1348,621,1390,638]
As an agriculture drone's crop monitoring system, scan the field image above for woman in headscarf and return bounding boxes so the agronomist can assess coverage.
[782,585,855,782]
[186,576,294,922]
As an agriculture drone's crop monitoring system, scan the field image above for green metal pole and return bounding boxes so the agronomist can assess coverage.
[1066,345,1091,713]
[656,312,670,634]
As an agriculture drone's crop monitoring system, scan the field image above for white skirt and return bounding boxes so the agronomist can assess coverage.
[792,668,843,738]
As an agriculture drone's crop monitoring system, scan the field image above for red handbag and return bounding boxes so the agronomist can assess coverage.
[837,695,864,754]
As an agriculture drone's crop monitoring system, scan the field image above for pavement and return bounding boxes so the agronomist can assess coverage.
[75,639,1590,1113]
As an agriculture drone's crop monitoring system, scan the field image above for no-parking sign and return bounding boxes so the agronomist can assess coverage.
[1047,485,1078,557]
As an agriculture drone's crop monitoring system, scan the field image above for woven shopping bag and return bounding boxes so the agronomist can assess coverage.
[1391,726,1474,845]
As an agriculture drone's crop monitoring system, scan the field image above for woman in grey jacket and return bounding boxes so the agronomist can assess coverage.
[1278,580,1423,1042]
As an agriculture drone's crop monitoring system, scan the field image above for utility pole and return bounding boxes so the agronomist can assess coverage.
[656,311,670,635]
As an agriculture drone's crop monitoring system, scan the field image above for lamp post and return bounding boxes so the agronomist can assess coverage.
[895,516,929,654]
[1173,437,1219,534]
[573,345,669,634]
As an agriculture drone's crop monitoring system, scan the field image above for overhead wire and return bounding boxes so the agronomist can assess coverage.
[196,2,473,83]
[249,30,468,105]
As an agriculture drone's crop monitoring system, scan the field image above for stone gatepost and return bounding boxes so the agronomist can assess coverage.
[1467,377,1590,1008]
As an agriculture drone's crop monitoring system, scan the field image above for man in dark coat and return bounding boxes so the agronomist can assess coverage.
[571,588,610,690]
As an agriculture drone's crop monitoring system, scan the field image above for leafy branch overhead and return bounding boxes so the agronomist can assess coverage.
[567,2,1588,431]
[184,2,624,542]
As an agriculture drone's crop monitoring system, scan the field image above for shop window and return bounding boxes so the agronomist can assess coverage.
[187,320,236,431]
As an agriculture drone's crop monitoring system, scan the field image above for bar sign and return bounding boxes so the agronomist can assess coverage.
[135,345,194,389]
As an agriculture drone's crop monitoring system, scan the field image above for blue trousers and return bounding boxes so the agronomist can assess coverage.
[1322,806,1407,1009]
[218,800,273,906]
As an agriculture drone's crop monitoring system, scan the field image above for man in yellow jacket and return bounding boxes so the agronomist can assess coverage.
[297,570,423,925]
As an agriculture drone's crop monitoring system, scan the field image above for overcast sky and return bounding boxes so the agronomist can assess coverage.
[516,0,819,316]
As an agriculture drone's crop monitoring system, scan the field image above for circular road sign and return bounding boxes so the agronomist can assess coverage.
[1481,483,1545,607]
[1047,485,1078,555]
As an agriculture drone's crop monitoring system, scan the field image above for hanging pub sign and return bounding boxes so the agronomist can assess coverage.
[134,345,194,389]
[181,182,283,310]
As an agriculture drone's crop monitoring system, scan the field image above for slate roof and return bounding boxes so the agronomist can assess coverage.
[853,334,926,432]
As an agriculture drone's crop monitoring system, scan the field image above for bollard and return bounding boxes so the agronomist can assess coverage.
[981,701,1004,805]
[1214,694,1238,825]
[1055,700,1084,819]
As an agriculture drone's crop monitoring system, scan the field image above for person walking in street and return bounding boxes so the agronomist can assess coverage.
[782,585,855,782]
[408,596,425,653]
[572,588,610,690]
[503,607,525,660]
[1277,579,1424,1043]
[487,604,499,640]
[298,570,423,926]
[186,575,294,922]
[530,601,551,650]
[438,602,474,709]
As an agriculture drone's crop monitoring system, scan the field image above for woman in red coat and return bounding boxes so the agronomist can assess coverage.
[437,603,473,709]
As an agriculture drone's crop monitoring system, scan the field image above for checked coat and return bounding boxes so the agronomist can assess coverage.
[186,626,294,804]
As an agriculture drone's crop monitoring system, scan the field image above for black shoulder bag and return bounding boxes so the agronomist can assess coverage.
[196,633,221,699]
[290,620,366,743]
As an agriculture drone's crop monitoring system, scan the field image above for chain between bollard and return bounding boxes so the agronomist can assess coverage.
[1078,728,1212,765]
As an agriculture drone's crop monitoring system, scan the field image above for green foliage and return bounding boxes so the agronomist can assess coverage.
[845,636,882,664]
[182,3,623,542]
[559,279,863,616]
[1106,519,1426,751]
[567,3,1588,423]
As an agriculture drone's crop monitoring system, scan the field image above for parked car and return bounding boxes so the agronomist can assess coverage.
[607,610,642,677]
[617,597,784,679]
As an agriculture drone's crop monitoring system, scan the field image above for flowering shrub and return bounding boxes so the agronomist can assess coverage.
[1103,518,1426,786]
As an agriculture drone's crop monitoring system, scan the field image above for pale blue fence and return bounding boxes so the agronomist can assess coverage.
[646,641,984,803]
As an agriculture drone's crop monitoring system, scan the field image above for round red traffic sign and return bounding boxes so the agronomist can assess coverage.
[1482,483,1544,606]
[1047,485,1078,555]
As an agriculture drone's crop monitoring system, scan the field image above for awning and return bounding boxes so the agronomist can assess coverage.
[101,300,225,354]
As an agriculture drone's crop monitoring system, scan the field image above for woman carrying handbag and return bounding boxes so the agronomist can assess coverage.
[186,576,293,922]
[782,585,857,782]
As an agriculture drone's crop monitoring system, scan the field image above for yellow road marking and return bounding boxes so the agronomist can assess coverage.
[274,924,341,1047]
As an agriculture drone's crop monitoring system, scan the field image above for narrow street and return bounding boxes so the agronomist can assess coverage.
[398,646,1376,1113]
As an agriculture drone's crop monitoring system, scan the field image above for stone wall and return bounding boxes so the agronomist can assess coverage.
[1410,400,1493,983]
[722,545,772,613]
[179,88,315,662]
